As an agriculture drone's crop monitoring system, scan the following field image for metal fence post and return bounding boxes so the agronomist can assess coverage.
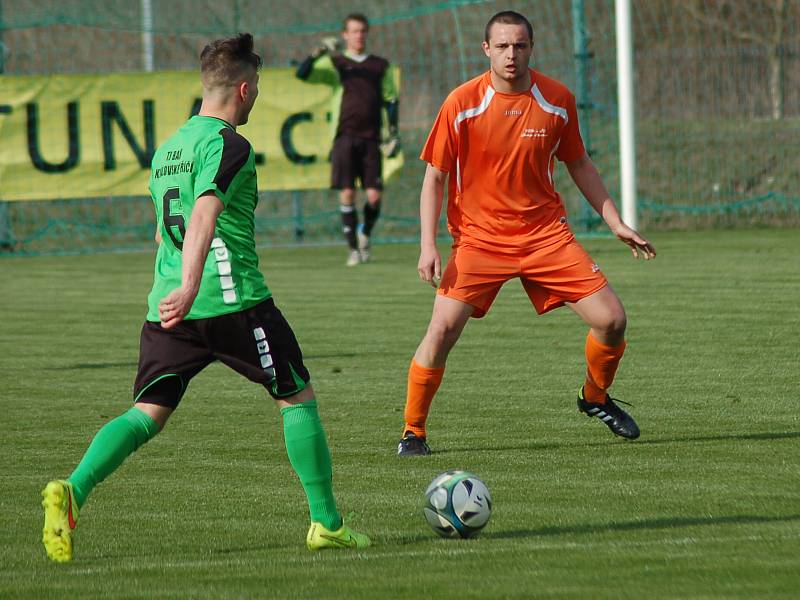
[571,0,597,231]
[291,190,304,242]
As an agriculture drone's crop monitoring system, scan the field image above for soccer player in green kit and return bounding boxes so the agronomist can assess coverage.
[41,33,369,562]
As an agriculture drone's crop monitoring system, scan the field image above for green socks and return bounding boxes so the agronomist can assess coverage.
[281,400,342,530]
[68,406,159,508]
[67,401,340,530]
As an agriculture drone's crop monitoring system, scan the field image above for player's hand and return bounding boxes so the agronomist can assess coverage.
[611,222,657,260]
[418,245,442,288]
[381,134,402,158]
[312,36,340,57]
[158,286,198,329]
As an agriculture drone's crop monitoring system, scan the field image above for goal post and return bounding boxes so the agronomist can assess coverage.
[615,0,638,230]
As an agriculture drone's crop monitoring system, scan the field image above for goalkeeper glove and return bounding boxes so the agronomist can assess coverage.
[311,36,341,58]
[381,128,402,158]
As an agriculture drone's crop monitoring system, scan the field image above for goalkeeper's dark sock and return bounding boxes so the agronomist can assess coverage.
[340,204,358,250]
[282,400,342,531]
[363,200,381,236]
[68,407,159,508]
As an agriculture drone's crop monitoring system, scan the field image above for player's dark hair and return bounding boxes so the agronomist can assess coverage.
[484,11,533,43]
[200,33,262,87]
[342,13,369,31]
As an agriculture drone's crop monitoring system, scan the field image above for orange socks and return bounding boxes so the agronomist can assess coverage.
[403,335,619,431]
[403,359,444,438]
[583,332,626,404]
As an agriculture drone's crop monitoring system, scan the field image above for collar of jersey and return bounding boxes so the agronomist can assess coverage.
[194,114,236,131]
[484,69,537,98]
[344,51,369,63]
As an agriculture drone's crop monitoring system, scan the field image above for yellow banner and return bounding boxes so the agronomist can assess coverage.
[0,69,402,201]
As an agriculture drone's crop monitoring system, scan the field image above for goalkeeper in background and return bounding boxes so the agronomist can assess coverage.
[296,13,400,266]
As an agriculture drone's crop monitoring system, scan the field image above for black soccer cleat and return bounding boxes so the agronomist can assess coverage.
[397,431,431,456]
[577,389,640,440]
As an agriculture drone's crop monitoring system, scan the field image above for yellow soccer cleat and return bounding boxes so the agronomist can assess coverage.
[41,480,78,562]
[306,521,371,551]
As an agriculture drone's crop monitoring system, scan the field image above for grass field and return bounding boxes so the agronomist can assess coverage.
[1,229,799,598]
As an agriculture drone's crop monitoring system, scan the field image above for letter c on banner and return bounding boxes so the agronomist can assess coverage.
[280,112,315,165]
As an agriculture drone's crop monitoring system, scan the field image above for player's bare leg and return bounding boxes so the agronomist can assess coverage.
[414,295,475,368]
[399,296,474,455]
[134,402,174,431]
[568,285,640,439]
[568,284,626,347]
[339,188,361,266]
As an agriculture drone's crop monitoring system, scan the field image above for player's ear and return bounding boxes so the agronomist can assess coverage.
[482,41,490,57]
[238,80,249,102]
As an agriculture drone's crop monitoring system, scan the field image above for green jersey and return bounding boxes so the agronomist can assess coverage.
[146,115,270,321]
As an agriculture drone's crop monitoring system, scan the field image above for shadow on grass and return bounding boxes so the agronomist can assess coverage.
[437,431,800,454]
[50,352,358,371]
[50,362,138,370]
[91,512,800,559]
[637,431,800,444]
[482,513,800,540]
[210,513,800,554]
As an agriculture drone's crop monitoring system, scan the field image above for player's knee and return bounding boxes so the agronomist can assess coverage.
[134,402,172,431]
[425,320,461,352]
[339,189,355,204]
[613,310,627,335]
[135,376,181,430]
[597,311,627,340]
[275,384,315,408]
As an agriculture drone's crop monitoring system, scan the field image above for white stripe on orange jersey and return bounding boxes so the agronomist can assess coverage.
[452,87,496,191]
[531,83,568,123]
[453,87,496,133]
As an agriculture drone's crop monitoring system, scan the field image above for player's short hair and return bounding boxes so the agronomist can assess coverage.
[200,33,262,88]
[484,11,533,43]
[343,13,369,31]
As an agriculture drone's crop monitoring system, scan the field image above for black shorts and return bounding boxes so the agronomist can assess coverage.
[133,298,310,407]
[330,134,383,190]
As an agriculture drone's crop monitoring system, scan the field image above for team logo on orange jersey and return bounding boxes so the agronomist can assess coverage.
[521,128,547,138]
[504,109,522,116]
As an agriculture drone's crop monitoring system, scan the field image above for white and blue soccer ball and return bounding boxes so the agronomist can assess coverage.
[423,470,492,538]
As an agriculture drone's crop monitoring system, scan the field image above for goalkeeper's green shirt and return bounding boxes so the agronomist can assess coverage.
[146,115,270,322]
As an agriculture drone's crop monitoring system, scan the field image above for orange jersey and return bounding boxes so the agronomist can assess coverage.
[420,69,586,253]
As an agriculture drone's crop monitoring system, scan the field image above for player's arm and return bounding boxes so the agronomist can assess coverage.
[381,68,401,157]
[150,186,162,244]
[158,193,224,329]
[295,39,340,84]
[418,163,447,287]
[385,99,399,131]
[565,153,656,260]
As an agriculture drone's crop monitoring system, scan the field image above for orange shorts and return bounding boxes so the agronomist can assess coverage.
[438,239,608,318]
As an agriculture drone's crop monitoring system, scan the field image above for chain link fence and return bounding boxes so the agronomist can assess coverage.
[1,0,798,255]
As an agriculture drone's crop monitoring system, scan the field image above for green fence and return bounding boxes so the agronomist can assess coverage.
[1,0,799,255]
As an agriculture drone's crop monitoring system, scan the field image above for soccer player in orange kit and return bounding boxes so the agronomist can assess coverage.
[397,10,656,456]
